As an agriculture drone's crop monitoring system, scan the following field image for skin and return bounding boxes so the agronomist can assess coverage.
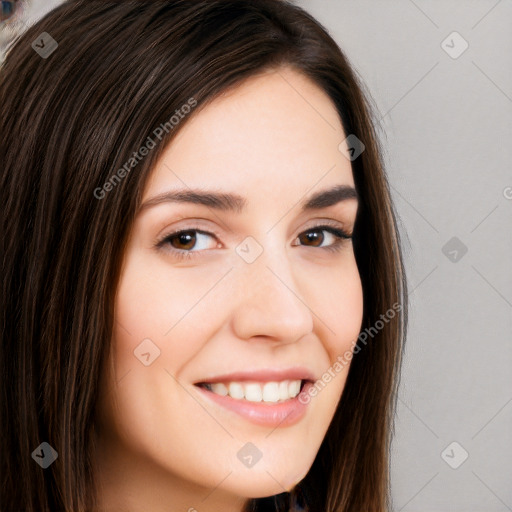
[93,65,364,512]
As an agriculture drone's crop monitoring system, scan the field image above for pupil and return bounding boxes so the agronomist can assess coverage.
[303,230,322,246]
[173,231,195,249]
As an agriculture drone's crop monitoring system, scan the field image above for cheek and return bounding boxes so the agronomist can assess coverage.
[294,256,363,417]
[100,258,225,468]
[317,256,364,360]
[112,252,226,373]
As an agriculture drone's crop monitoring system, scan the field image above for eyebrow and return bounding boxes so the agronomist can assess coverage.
[139,184,358,214]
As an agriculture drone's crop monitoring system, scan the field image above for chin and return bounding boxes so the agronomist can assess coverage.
[232,479,292,499]
[223,462,310,498]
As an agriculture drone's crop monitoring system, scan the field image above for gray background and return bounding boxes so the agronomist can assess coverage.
[2,1,511,510]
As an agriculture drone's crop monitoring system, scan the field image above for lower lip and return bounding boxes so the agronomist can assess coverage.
[195,382,313,428]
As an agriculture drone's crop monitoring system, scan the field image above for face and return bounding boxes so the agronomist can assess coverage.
[94,66,364,511]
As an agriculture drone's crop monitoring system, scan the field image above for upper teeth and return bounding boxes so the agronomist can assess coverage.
[204,380,302,402]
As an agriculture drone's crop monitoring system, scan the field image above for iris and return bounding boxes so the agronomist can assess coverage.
[1,1,16,22]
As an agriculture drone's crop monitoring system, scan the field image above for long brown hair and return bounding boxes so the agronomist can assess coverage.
[0,1,407,510]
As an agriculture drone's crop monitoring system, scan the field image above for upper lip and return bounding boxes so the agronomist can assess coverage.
[194,367,316,385]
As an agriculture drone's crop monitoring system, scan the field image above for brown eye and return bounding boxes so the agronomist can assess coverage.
[168,231,197,250]
[295,225,352,252]
[299,229,325,247]
[157,228,219,260]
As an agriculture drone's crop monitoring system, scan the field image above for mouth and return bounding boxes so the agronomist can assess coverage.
[192,370,316,427]
[195,379,310,403]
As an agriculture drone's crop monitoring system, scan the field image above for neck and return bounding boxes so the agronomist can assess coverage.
[91,425,248,512]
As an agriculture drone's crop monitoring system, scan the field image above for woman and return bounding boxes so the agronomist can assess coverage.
[0,1,408,510]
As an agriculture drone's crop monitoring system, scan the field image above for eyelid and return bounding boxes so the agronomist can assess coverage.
[154,220,223,247]
[300,218,353,237]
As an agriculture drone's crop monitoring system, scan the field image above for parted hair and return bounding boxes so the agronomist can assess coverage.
[0,1,407,510]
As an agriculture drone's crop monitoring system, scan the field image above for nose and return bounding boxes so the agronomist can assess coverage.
[230,247,314,344]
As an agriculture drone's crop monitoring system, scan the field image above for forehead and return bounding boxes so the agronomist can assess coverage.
[143,66,354,205]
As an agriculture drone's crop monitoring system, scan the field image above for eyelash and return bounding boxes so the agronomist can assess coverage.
[156,223,352,261]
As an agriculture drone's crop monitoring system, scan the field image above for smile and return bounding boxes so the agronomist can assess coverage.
[193,369,316,427]
[197,379,304,402]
